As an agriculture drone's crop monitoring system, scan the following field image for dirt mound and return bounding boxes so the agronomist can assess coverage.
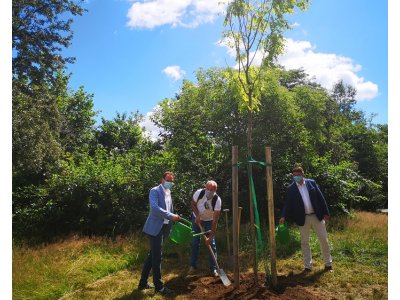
[167,271,333,299]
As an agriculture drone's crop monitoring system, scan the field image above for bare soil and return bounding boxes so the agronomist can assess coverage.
[165,270,337,299]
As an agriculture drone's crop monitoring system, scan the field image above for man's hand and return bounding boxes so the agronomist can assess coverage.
[172,214,181,222]
[279,217,285,224]
[204,236,213,247]
[323,215,330,222]
[195,215,201,225]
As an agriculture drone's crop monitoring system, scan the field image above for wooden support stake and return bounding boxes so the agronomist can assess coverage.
[238,206,242,236]
[223,209,231,259]
[266,147,277,287]
[232,146,239,288]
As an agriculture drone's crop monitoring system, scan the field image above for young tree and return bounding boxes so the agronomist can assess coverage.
[223,0,309,277]
[224,0,309,154]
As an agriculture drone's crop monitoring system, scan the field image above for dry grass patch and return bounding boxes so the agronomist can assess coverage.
[13,234,147,300]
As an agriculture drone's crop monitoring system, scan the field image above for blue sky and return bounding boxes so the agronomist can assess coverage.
[63,0,388,133]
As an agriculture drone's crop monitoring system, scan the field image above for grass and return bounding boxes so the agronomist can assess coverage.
[274,211,388,299]
[12,211,388,299]
[12,234,148,300]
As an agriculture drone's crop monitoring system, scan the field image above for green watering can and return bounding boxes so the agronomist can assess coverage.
[170,217,209,245]
[276,223,290,244]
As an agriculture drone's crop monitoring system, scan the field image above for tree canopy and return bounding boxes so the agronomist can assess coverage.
[12,0,85,88]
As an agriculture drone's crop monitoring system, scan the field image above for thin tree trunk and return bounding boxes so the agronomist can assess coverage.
[247,99,257,282]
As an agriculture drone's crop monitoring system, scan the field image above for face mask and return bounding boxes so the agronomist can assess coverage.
[293,175,303,183]
[205,190,215,200]
[164,181,174,189]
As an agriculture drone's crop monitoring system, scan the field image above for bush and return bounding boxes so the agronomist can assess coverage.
[309,155,383,214]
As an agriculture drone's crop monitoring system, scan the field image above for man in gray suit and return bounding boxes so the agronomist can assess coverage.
[138,171,181,295]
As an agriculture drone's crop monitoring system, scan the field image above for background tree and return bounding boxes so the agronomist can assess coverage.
[12,0,87,183]
[52,72,97,154]
[95,112,144,153]
[12,81,62,185]
[12,66,387,241]
[330,80,360,121]
[12,0,85,89]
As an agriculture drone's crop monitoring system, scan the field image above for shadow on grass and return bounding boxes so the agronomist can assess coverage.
[116,273,201,300]
[115,289,153,300]
[274,268,327,294]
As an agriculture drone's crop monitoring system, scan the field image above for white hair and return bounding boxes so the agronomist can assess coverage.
[206,180,218,188]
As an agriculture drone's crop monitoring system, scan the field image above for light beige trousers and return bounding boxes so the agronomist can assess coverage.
[298,214,332,269]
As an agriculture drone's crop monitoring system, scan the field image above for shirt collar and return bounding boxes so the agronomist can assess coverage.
[296,180,305,187]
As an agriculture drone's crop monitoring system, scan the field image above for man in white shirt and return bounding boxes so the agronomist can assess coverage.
[279,166,333,273]
[188,180,222,277]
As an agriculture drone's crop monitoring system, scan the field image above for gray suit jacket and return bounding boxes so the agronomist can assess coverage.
[143,184,175,236]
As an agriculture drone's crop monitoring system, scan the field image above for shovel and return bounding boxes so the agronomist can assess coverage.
[198,223,231,287]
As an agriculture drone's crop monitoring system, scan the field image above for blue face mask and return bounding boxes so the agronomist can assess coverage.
[293,175,303,183]
[164,181,174,189]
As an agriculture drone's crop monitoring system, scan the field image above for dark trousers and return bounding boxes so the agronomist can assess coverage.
[139,224,170,291]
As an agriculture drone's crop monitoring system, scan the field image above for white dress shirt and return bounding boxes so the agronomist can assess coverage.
[162,185,172,224]
[297,181,314,214]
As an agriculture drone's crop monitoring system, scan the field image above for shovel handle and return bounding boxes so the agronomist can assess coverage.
[192,230,211,237]
[198,223,221,270]
[199,223,232,287]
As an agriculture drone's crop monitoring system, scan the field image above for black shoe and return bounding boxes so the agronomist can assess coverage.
[156,286,175,295]
[138,282,154,290]
[303,268,312,273]
[324,265,333,272]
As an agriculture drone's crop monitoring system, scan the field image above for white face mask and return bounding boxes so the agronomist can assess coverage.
[205,190,215,200]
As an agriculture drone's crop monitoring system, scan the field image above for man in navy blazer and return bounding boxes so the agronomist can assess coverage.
[279,166,333,272]
[138,171,181,295]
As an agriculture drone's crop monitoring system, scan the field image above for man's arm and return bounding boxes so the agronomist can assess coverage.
[313,180,330,216]
[191,199,201,225]
[205,210,220,246]
[149,188,180,221]
[279,188,291,223]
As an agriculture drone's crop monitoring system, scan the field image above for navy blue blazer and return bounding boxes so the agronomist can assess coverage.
[143,184,175,236]
[281,178,329,226]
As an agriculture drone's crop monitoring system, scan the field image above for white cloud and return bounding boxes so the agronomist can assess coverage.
[218,37,379,101]
[126,0,229,29]
[162,65,186,81]
[140,110,163,141]
[278,38,378,101]
[291,22,300,28]
[216,36,240,59]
